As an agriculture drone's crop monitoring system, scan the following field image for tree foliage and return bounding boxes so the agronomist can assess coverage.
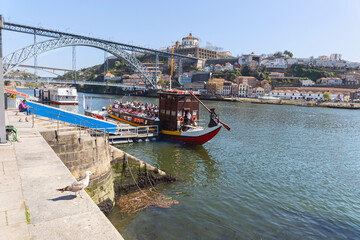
[323,92,331,100]
[283,50,293,58]
[289,64,336,80]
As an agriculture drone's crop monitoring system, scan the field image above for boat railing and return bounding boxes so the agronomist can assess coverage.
[116,125,159,137]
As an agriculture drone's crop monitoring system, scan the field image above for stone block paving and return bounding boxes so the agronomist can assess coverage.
[0,110,123,240]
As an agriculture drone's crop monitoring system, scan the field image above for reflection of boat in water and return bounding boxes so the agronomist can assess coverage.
[34,86,78,105]
[104,90,230,145]
[296,104,314,107]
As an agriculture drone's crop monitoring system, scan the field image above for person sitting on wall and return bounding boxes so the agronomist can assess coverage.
[19,99,32,115]
[18,99,33,122]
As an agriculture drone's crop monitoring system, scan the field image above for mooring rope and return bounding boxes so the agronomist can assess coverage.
[145,164,157,191]
[125,155,151,199]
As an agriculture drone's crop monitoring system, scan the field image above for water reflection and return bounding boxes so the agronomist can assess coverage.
[116,142,219,185]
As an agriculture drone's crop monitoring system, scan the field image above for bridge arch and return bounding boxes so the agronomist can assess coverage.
[3,37,157,88]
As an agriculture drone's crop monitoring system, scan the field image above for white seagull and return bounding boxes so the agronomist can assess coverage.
[57,171,94,198]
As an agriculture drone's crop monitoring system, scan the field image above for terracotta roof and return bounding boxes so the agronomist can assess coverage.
[236,76,257,79]
[182,33,198,40]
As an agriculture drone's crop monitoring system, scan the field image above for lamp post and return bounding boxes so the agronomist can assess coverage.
[0,14,6,143]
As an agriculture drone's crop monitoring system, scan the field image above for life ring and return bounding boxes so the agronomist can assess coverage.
[91,113,96,118]
[178,116,184,122]
[192,116,197,122]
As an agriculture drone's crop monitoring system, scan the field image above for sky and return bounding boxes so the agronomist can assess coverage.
[1,0,360,76]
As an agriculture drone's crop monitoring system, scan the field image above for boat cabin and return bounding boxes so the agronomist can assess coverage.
[159,90,199,131]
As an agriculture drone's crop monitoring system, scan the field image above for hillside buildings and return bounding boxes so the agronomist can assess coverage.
[269,87,359,101]
[316,77,343,85]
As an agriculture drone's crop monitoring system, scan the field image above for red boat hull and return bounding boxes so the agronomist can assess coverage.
[50,101,78,105]
[161,125,222,145]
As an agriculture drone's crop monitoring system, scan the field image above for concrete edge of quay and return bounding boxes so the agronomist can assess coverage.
[0,109,124,240]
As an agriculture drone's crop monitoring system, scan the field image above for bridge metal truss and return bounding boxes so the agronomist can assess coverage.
[3,22,198,61]
[3,37,157,88]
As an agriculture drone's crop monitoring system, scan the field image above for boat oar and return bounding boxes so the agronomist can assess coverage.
[189,91,231,131]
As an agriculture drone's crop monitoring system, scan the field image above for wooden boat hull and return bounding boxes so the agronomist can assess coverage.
[161,124,222,145]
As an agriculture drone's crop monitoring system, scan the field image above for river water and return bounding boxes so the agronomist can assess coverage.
[17,89,360,239]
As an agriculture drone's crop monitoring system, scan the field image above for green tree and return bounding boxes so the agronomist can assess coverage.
[284,50,293,58]
[323,92,331,100]
[273,51,283,58]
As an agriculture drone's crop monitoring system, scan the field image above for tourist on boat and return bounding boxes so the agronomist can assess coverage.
[185,111,192,125]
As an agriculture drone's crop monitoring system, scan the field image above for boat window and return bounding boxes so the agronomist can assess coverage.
[178,96,185,102]
[185,96,191,102]
[192,110,198,116]
[166,110,170,115]
[160,109,165,114]
[167,95,172,100]
[171,111,176,116]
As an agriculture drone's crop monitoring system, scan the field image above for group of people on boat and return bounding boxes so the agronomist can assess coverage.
[111,100,159,119]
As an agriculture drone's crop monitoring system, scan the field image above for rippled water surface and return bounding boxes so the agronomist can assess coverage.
[17,89,360,239]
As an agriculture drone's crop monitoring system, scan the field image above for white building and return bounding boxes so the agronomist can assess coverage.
[300,79,315,86]
[214,64,224,72]
[269,90,348,101]
[269,72,285,78]
[342,72,360,85]
[239,54,262,66]
[286,58,298,66]
[330,53,342,61]
[238,84,250,97]
[316,77,343,85]
[224,63,234,71]
[261,58,287,69]
[221,81,232,96]
[296,58,312,65]
[181,33,199,48]
[251,87,264,98]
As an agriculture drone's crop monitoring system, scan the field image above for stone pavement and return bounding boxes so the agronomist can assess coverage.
[0,110,124,240]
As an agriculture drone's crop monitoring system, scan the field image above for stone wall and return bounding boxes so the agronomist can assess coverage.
[40,130,115,208]
[39,129,176,215]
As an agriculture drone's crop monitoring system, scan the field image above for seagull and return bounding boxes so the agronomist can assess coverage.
[57,171,94,198]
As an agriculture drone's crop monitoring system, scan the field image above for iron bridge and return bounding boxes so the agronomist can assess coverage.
[2,22,198,88]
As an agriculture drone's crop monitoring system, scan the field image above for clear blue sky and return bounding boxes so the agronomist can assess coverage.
[1,0,360,76]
